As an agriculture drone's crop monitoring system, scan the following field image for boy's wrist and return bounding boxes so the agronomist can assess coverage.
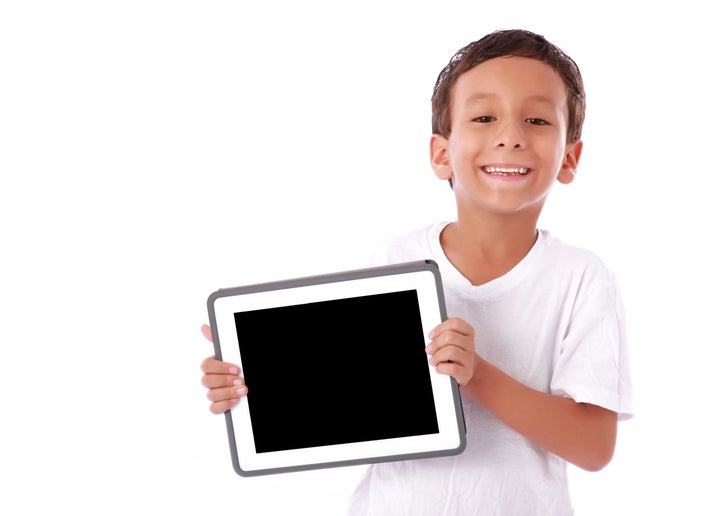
[463,353,484,391]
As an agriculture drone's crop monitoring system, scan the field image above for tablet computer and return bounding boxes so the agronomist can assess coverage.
[207,260,466,476]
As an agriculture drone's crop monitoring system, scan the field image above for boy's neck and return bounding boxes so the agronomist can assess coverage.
[439,215,539,286]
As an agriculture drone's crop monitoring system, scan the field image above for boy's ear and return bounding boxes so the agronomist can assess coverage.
[557,139,583,185]
[430,134,453,181]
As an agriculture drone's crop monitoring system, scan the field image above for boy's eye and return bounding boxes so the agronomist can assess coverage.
[526,118,549,126]
[473,116,495,123]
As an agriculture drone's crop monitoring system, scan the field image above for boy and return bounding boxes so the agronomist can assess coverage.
[200,29,633,515]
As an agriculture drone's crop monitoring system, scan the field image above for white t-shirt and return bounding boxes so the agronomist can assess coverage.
[347,222,634,516]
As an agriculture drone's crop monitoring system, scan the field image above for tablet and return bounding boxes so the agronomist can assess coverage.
[207,260,466,476]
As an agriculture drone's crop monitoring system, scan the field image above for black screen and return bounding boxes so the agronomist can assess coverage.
[234,289,439,453]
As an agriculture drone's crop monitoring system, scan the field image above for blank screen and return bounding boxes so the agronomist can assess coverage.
[234,289,439,453]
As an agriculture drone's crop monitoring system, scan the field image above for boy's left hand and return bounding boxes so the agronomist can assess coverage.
[426,317,476,386]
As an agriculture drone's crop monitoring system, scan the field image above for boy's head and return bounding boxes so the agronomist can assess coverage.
[431,29,585,143]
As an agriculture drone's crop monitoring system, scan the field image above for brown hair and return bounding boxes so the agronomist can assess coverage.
[431,29,585,142]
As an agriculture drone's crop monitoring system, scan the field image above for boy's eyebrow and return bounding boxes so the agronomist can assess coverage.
[464,93,560,107]
[463,93,495,105]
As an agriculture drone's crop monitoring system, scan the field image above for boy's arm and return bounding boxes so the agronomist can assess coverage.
[427,318,617,472]
[466,358,617,472]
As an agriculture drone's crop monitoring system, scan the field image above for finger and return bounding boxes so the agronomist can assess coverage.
[433,361,471,386]
[428,344,468,366]
[428,326,475,356]
[429,317,474,339]
[201,324,213,343]
[200,355,240,375]
[210,398,240,415]
[202,373,245,389]
[426,332,463,356]
[207,385,248,404]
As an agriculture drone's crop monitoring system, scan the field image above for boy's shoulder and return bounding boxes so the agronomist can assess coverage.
[369,222,445,266]
[539,229,604,261]
[536,229,618,283]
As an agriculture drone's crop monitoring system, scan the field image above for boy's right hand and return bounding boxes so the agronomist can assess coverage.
[200,324,247,414]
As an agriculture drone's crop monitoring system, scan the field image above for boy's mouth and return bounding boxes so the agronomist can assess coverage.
[483,166,530,176]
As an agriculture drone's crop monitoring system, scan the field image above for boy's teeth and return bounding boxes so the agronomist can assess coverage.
[485,166,529,175]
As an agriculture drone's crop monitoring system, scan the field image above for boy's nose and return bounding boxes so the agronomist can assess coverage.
[494,121,526,149]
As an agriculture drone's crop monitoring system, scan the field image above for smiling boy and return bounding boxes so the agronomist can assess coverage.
[200,29,633,515]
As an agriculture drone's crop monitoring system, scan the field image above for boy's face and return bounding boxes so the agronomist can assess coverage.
[430,56,582,220]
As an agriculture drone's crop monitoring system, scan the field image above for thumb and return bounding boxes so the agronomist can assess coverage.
[201,323,213,343]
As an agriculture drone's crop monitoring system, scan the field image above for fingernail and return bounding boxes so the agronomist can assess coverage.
[232,379,243,386]
[236,387,247,395]
[229,366,239,374]
[425,344,433,354]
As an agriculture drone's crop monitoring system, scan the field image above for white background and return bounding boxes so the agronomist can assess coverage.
[1,1,718,515]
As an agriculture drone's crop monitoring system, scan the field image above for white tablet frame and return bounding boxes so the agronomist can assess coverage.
[207,260,466,476]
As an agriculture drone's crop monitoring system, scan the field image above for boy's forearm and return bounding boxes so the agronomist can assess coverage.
[463,356,617,472]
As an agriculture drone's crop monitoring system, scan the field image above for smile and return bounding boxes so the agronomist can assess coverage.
[484,166,529,176]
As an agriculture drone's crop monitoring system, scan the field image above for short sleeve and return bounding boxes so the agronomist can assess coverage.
[550,280,634,420]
